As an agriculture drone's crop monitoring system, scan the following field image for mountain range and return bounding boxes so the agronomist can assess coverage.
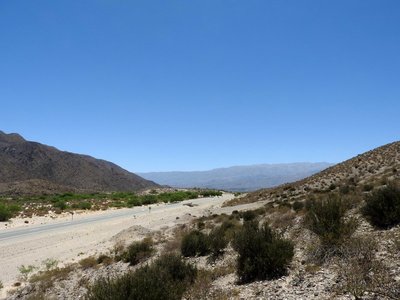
[139,162,332,192]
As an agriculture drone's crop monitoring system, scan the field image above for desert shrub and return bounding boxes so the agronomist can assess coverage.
[42,258,58,271]
[124,237,154,265]
[18,265,36,281]
[292,201,304,212]
[30,265,74,291]
[86,254,197,300]
[0,203,20,221]
[208,226,228,258]
[197,220,205,230]
[337,237,379,299]
[305,195,357,249]
[240,210,257,221]
[339,185,351,195]
[336,236,400,299]
[0,280,3,290]
[79,256,98,269]
[97,255,113,265]
[232,220,294,283]
[363,184,374,192]
[181,230,210,257]
[362,184,400,229]
[220,219,240,241]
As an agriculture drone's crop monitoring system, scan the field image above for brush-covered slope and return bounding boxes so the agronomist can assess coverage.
[0,131,158,195]
[231,141,400,205]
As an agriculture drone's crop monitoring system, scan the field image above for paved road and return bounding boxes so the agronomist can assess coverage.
[0,201,185,242]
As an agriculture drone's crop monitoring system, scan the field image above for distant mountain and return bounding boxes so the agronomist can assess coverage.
[0,130,158,195]
[138,163,332,192]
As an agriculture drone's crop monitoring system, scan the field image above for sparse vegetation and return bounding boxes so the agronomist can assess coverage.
[79,256,98,269]
[362,183,400,229]
[0,203,20,221]
[29,264,75,294]
[18,265,36,281]
[97,254,113,265]
[232,220,294,283]
[1,189,222,217]
[337,236,400,300]
[305,195,357,250]
[42,258,58,271]
[86,254,197,300]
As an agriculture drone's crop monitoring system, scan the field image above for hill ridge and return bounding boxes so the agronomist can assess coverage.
[0,131,158,195]
[234,140,400,205]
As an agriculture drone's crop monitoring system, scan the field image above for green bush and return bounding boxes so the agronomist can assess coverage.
[126,197,141,207]
[53,200,67,210]
[0,203,20,221]
[208,226,228,258]
[141,195,158,205]
[124,238,154,266]
[305,196,357,248]
[181,230,210,257]
[362,184,400,229]
[86,254,197,300]
[233,221,294,283]
[78,201,92,210]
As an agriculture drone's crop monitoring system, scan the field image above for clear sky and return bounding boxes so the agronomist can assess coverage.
[1,1,399,172]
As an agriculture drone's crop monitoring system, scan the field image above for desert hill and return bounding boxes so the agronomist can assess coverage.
[0,131,158,195]
[233,141,400,205]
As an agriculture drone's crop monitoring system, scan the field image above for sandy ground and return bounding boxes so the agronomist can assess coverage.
[0,194,266,298]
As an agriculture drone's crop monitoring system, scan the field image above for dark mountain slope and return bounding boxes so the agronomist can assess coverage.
[0,131,158,195]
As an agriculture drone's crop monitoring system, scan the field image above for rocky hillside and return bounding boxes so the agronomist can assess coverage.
[0,131,158,195]
[232,141,400,205]
[139,163,332,192]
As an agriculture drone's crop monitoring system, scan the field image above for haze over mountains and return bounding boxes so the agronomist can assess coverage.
[139,163,332,192]
[0,131,158,195]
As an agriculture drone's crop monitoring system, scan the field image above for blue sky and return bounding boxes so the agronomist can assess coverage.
[1,1,399,172]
